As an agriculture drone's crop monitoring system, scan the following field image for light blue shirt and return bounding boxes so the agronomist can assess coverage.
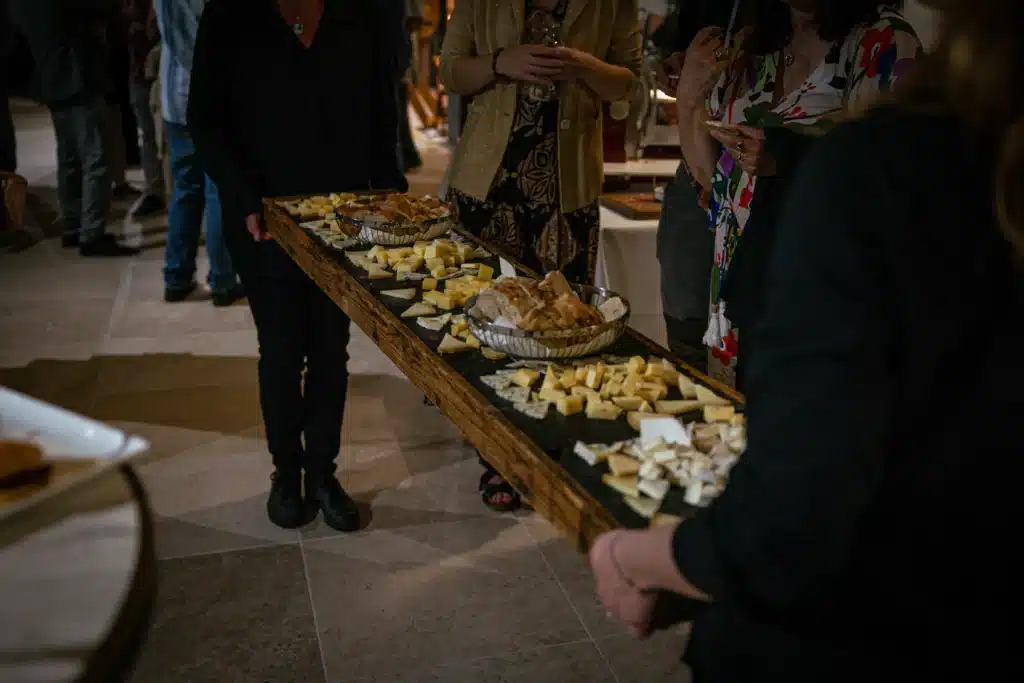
[154,0,206,125]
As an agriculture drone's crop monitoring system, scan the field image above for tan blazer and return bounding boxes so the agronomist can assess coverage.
[439,0,642,214]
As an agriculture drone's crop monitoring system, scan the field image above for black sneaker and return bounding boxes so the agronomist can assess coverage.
[112,183,141,200]
[164,281,198,303]
[79,234,140,257]
[305,475,360,532]
[132,194,166,218]
[61,233,80,248]
[267,470,313,529]
[211,282,245,307]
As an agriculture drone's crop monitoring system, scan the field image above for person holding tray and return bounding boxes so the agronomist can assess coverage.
[188,0,407,532]
[439,0,642,513]
[676,0,921,388]
[587,0,1022,678]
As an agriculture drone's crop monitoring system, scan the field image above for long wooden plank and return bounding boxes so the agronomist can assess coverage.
[265,200,619,551]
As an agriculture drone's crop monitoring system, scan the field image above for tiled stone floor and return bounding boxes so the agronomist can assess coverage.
[0,101,690,682]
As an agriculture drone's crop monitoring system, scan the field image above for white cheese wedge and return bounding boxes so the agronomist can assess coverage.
[480,374,513,391]
[401,302,437,318]
[416,313,452,331]
[638,460,663,481]
[677,374,698,399]
[574,442,607,466]
[514,400,550,420]
[437,333,471,354]
[624,494,660,519]
[638,478,671,502]
[684,480,704,506]
[382,288,418,301]
[495,386,531,404]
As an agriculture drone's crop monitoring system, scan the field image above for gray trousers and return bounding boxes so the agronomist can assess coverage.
[50,97,111,240]
[129,81,163,197]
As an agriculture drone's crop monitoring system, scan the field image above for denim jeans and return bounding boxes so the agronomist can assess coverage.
[163,121,237,293]
[129,82,163,197]
[50,97,111,241]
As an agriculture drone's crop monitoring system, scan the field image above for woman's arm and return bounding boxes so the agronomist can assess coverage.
[438,0,495,96]
[559,0,641,102]
[676,103,718,189]
[185,0,262,219]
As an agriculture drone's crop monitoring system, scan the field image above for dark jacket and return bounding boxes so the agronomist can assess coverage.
[7,0,117,107]
[187,0,407,224]
[672,107,1021,681]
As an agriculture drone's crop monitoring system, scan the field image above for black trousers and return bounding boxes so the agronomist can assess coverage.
[228,233,352,480]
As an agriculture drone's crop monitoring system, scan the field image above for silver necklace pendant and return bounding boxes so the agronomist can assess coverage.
[293,21,303,36]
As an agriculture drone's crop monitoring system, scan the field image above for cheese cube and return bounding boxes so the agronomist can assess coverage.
[510,369,540,389]
[585,364,606,390]
[538,387,567,402]
[557,395,585,416]
[586,400,623,421]
[422,278,438,291]
[423,291,454,310]
[477,264,494,281]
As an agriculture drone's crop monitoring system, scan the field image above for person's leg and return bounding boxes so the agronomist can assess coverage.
[0,87,16,173]
[396,81,420,171]
[302,276,359,531]
[102,101,129,189]
[238,239,311,528]
[129,82,165,213]
[201,176,243,305]
[49,107,84,245]
[162,123,204,297]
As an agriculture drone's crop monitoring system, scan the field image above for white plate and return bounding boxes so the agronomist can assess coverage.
[0,387,150,523]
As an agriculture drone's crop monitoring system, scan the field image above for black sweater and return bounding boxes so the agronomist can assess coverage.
[672,108,1022,681]
[187,0,407,224]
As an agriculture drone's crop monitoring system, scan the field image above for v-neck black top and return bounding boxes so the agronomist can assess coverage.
[188,0,407,222]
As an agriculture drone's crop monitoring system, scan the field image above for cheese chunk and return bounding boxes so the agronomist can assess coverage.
[678,374,699,399]
[423,290,454,310]
[607,454,640,477]
[481,347,507,361]
[624,495,660,519]
[638,478,671,501]
[401,302,437,318]
[586,400,623,421]
[422,278,438,291]
[585,364,606,390]
[654,400,703,416]
[538,387,567,402]
[464,334,482,349]
[696,385,731,407]
[603,474,639,498]
[437,333,471,354]
[367,264,392,280]
[557,395,585,416]
[627,412,672,431]
[703,405,736,423]
[477,264,494,282]
[510,369,540,388]
[650,512,683,528]
[381,288,418,301]
[612,396,647,411]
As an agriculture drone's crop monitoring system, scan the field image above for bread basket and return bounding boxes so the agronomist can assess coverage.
[465,286,630,360]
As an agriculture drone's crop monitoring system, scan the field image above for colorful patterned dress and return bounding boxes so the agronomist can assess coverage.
[703,6,921,380]
[451,0,600,285]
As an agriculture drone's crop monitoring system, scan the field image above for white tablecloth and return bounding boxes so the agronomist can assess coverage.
[595,206,666,347]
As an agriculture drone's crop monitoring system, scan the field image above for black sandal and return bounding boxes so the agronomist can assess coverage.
[478,470,521,513]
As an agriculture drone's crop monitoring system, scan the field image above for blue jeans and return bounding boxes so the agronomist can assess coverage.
[163,121,237,293]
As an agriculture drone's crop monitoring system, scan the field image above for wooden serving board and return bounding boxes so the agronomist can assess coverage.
[600,192,662,220]
[265,198,743,551]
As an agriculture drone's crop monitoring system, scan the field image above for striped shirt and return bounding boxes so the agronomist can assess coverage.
[153,0,205,125]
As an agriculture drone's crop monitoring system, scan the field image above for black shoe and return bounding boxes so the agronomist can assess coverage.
[132,194,166,218]
[112,183,141,200]
[267,470,312,529]
[211,282,245,307]
[79,234,140,257]
[305,475,360,532]
[61,233,80,248]
[164,281,198,303]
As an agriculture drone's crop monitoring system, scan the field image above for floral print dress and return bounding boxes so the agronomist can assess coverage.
[451,0,600,285]
[703,6,921,374]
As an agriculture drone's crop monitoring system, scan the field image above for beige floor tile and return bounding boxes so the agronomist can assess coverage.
[0,260,127,303]
[303,517,589,681]
[596,631,694,683]
[99,329,259,358]
[134,431,296,558]
[341,373,461,447]
[337,641,615,683]
[109,298,254,339]
[0,298,114,349]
